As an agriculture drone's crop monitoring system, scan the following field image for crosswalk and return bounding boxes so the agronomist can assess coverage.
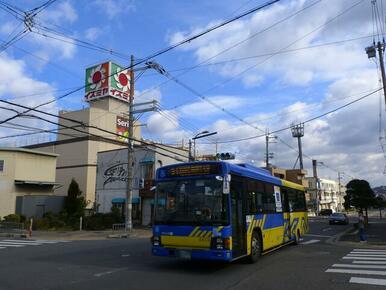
[0,239,70,250]
[325,248,386,287]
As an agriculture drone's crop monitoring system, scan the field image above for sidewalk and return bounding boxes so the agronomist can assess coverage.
[23,227,152,241]
[338,220,386,246]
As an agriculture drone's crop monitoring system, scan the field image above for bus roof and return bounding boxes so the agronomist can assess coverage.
[156,161,282,186]
[281,179,305,191]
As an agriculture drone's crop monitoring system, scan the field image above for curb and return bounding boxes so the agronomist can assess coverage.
[327,226,386,248]
[107,233,129,239]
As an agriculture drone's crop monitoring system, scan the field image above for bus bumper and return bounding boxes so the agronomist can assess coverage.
[152,246,232,261]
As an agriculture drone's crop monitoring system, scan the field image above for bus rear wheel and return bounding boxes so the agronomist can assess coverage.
[248,231,262,263]
[293,229,301,245]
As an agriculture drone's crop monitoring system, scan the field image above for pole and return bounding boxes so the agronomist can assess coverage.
[126,55,135,232]
[338,172,342,212]
[298,136,304,170]
[265,134,269,168]
[188,139,192,162]
[193,139,196,161]
[312,160,319,216]
[377,41,386,106]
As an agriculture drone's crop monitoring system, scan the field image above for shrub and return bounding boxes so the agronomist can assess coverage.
[3,214,22,223]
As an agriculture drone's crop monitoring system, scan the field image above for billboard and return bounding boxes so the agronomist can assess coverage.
[116,116,129,143]
[85,61,131,103]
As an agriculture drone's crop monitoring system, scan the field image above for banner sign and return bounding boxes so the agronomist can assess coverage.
[85,61,131,103]
[116,116,129,143]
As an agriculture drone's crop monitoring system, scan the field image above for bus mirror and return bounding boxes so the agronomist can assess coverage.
[223,174,231,194]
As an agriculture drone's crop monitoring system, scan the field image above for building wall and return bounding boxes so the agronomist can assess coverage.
[25,97,142,207]
[95,144,189,225]
[0,149,58,218]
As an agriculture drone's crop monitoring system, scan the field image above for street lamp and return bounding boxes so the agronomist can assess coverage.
[189,130,217,161]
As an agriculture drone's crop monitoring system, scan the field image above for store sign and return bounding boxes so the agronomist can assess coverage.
[85,61,131,103]
[116,116,129,143]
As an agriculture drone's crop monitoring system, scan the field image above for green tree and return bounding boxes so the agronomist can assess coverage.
[374,196,386,219]
[64,178,86,217]
[344,179,376,218]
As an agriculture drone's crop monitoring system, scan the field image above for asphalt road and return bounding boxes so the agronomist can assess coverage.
[0,218,384,290]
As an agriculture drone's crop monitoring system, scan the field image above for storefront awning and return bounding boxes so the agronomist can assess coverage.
[111,197,140,204]
[14,180,59,186]
[139,157,154,164]
[150,199,166,206]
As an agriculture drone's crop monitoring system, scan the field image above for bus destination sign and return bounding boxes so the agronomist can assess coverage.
[165,164,221,177]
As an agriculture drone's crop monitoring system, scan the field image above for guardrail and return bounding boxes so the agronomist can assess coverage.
[0,221,26,236]
[112,223,126,232]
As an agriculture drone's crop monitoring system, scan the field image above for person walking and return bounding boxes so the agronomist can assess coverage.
[358,211,367,243]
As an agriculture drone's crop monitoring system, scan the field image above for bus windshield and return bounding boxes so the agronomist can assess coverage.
[155,178,229,226]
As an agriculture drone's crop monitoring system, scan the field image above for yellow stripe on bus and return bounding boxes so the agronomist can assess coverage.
[189,227,200,237]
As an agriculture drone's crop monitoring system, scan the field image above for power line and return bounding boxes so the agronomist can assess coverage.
[201,87,381,144]
[0,99,190,160]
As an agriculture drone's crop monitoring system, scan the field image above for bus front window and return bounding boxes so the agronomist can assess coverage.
[155,178,228,225]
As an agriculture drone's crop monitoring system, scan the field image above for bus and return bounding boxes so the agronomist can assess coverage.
[151,161,308,262]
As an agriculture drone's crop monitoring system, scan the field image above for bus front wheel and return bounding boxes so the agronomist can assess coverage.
[248,231,262,263]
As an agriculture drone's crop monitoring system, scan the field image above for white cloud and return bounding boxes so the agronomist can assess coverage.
[168,0,373,88]
[178,95,247,117]
[40,1,78,24]
[84,27,102,41]
[93,0,136,19]
[0,54,58,145]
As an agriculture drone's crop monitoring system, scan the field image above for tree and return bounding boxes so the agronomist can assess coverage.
[374,196,386,219]
[344,179,376,218]
[64,179,86,217]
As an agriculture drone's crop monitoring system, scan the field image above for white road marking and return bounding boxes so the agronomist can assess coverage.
[322,228,332,232]
[351,252,386,255]
[0,247,5,249]
[343,256,386,260]
[326,269,386,275]
[350,277,386,286]
[2,240,54,244]
[353,249,386,252]
[300,239,320,245]
[94,268,126,277]
[332,264,386,269]
[0,243,24,247]
[347,254,386,257]
[304,234,331,238]
[353,261,386,264]
[0,241,40,246]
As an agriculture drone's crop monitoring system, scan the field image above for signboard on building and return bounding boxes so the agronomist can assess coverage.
[116,116,129,143]
[85,61,131,103]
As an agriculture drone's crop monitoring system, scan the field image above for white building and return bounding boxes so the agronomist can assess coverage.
[95,144,188,225]
[306,177,346,213]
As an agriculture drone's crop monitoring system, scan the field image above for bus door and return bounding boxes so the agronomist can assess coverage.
[230,176,247,258]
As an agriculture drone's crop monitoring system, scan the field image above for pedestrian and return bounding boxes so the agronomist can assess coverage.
[358,211,367,243]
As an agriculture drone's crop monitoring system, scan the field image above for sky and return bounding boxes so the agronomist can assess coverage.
[0,0,385,187]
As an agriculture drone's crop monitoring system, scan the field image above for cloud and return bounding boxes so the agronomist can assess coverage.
[178,95,247,117]
[0,54,58,146]
[167,0,373,88]
[40,1,78,24]
[84,27,102,41]
[93,0,136,19]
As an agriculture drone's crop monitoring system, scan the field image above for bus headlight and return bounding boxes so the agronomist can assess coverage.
[152,236,161,246]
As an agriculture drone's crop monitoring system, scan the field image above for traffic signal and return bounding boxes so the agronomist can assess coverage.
[216,152,235,160]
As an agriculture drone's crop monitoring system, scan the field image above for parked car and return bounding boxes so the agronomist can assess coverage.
[320,209,333,216]
[329,213,349,225]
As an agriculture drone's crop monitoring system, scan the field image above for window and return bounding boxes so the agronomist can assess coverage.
[287,189,306,212]
[0,160,3,172]
[246,180,276,213]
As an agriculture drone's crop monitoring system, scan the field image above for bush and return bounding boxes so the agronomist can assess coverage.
[84,212,123,230]
[3,214,26,223]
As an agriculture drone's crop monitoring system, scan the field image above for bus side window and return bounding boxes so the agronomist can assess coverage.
[246,180,257,213]
[263,184,276,213]
[281,188,290,212]
[288,189,306,212]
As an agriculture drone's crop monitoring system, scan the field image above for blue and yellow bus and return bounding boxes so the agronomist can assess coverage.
[151,162,308,262]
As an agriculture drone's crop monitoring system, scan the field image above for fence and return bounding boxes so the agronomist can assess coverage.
[0,222,26,236]
[112,223,126,232]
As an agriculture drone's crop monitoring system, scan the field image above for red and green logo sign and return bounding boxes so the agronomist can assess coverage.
[85,61,131,103]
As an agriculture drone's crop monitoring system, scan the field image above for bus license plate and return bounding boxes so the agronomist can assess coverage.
[177,250,191,259]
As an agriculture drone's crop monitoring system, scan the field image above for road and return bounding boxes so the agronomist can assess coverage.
[0,218,384,290]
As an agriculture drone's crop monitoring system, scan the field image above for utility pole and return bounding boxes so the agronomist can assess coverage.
[377,41,386,106]
[291,123,305,169]
[126,55,135,232]
[312,160,320,216]
[265,130,277,168]
[188,140,193,162]
[337,172,344,211]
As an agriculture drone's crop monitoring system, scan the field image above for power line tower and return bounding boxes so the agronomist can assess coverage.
[265,130,277,168]
[291,123,305,169]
